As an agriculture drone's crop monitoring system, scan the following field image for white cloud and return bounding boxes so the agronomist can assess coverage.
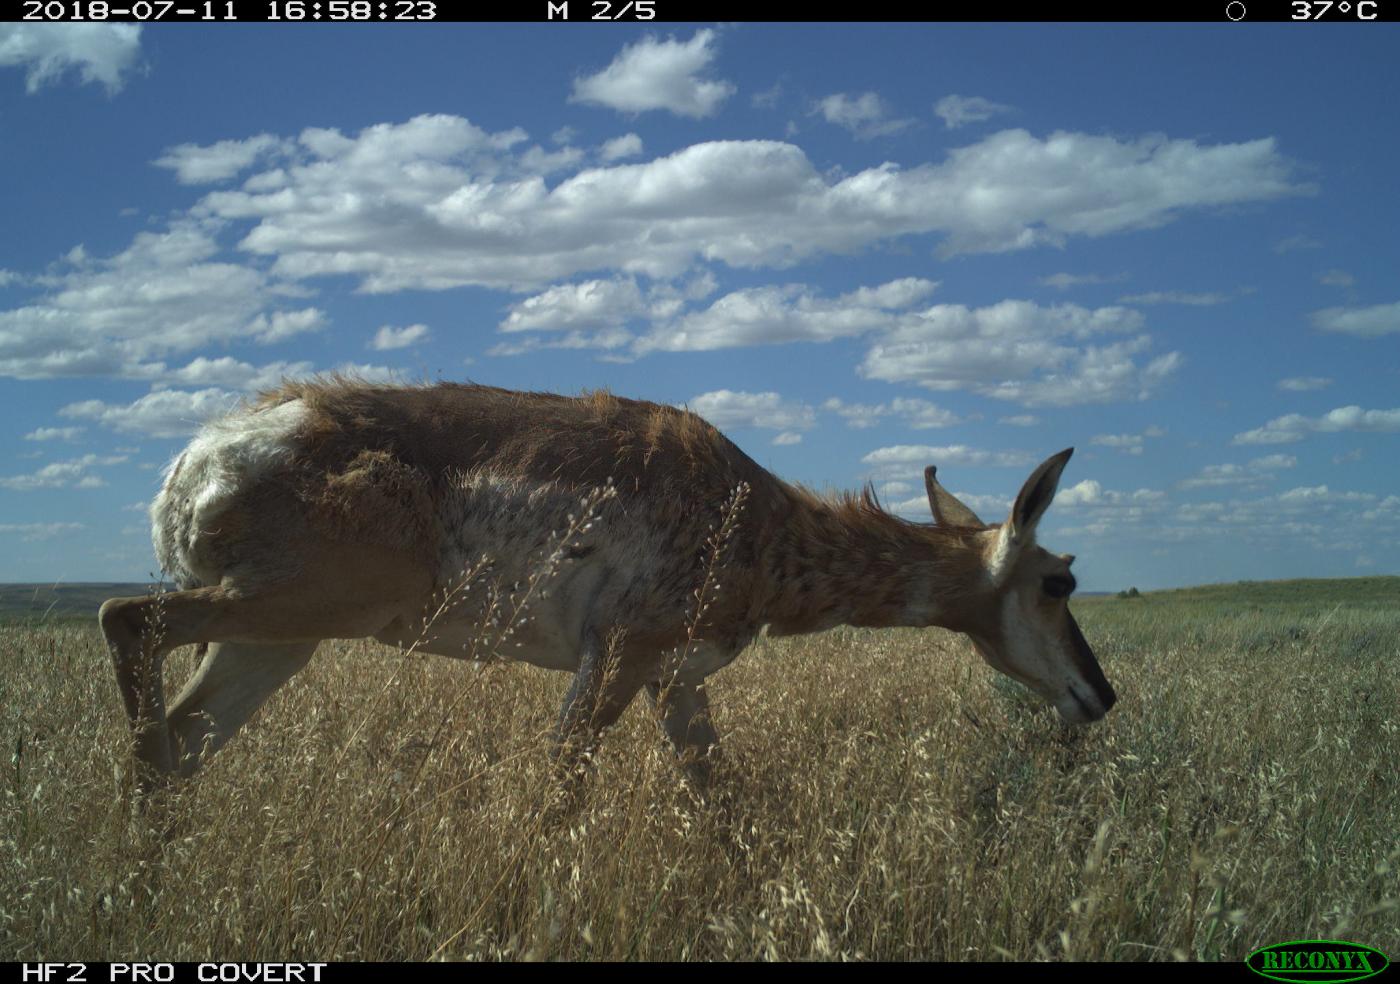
[0,522,85,541]
[956,492,1016,517]
[861,444,1035,481]
[155,356,313,391]
[772,431,803,446]
[1046,480,1172,539]
[844,280,943,309]
[23,426,84,442]
[1208,488,1397,550]
[1277,376,1332,392]
[500,279,647,334]
[859,300,1182,407]
[1312,301,1400,338]
[815,92,913,139]
[1090,428,1164,456]
[751,82,782,109]
[1000,414,1039,427]
[1050,480,1102,506]
[0,221,327,381]
[1055,479,1166,509]
[823,398,885,430]
[885,489,1010,522]
[823,397,960,430]
[1234,405,1400,445]
[934,94,1012,129]
[599,133,644,162]
[327,363,402,384]
[1119,290,1231,306]
[1178,454,1295,490]
[686,390,816,432]
[1092,436,1143,456]
[370,323,431,351]
[638,278,936,354]
[512,144,585,176]
[1276,485,1377,505]
[0,24,143,94]
[0,453,126,491]
[59,387,242,439]
[1039,272,1124,290]
[887,489,1008,524]
[538,287,1179,412]
[246,308,328,345]
[888,496,933,519]
[570,29,735,118]
[1036,475,1400,552]
[154,134,289,184]
[1317,269,1356,287]
[1052,475,1164,509]
[486,328,633,358]
[1274,234,1322,253]
[193,117,1306,293]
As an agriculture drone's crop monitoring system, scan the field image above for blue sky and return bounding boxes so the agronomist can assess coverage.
[1,23,1397,590]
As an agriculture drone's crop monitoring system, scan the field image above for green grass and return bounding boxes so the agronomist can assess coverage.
[1108,576,1399,609]
[1,577,1396,960]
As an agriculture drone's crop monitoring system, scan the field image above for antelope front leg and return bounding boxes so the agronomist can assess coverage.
[646,678,721,794]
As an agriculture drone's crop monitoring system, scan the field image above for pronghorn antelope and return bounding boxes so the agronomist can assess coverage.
[101,379,1116,795]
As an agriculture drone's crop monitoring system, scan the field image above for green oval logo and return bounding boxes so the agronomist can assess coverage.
[1246,940,1390,984]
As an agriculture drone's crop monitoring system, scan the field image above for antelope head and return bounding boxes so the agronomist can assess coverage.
[925,448,1117,724]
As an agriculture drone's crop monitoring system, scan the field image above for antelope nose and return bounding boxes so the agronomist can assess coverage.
[1101,682,1118,713]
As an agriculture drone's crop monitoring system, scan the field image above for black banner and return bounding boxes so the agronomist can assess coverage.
[2,0,1397,22]
[10,968,329,984]
[2,961,1252,976]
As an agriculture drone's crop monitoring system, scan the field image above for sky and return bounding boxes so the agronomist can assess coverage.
[0,23,1397,591]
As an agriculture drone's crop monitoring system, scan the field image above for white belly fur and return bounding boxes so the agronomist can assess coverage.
[402,558,609,672]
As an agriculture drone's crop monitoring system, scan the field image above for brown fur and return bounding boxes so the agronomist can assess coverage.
[103,377,1113,796]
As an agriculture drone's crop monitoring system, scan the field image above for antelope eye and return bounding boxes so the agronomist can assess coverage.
[1043,575,1076,599]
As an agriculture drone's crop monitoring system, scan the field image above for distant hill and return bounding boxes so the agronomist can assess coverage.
[0,583,150,621]
[1082,576,1399,609]
[2,576,1392,623]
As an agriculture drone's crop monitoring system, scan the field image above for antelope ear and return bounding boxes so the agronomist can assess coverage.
[989,448,1074,581]
[924,465,984,527]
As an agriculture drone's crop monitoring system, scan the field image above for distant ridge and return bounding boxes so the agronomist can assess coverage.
[2,576,1394,621]
[1088,576,1399,608]
[0,583,152,620]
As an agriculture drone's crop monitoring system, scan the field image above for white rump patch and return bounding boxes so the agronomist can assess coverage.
[151,398,309,585]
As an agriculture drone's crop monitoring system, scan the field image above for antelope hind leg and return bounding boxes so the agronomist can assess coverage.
[166,640,319,778]
[101,583,405,791]
[549,636,645,809]
[646,679,722,794]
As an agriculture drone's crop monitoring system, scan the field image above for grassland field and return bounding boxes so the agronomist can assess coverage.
[1,577,1396,961]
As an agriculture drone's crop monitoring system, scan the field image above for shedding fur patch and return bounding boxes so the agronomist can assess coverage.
[316,448,438,552]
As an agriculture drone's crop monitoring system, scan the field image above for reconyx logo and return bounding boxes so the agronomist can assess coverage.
[1246,940,1390,983]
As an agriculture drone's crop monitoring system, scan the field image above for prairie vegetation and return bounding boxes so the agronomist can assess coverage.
[2,577,1397,960]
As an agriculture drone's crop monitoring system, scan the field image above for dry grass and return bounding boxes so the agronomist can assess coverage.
[2,586,1397,961]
